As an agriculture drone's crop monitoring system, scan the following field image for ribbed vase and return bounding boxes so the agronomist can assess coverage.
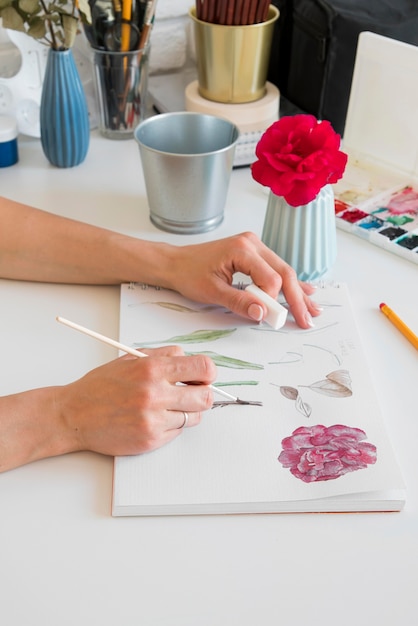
[261,185,337,282]
[40,48,90,168]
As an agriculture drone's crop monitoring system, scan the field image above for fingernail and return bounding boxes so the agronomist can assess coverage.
[248,303,264,322]
[305,312,315,327]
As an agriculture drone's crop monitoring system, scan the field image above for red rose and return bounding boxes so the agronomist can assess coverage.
[278,424,377,483]
[251,114,348,206]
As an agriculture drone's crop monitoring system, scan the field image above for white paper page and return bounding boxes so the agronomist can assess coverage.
[114,283,404,512]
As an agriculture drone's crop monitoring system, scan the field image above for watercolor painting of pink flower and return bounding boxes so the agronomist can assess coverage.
[278,424,377,483]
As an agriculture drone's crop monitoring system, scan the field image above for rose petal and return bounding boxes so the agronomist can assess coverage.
[251,115,348,206]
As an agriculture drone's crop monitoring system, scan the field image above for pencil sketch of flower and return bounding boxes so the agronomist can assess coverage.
[302,344,342,366]
[273,370,351,418]
[269,343,342,366]
[278,424,377,482]
[279,386,312,418]
[300,369,352,398]
[269,351,303,364]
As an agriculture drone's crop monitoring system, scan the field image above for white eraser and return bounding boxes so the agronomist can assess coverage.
[245,284,288,330]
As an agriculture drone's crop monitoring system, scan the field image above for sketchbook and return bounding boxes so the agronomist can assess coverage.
[333,32,418,265]
[112,281,405,516]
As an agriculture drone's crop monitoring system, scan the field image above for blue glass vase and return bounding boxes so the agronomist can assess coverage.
[261,185,337,282]
[40,48,90,168]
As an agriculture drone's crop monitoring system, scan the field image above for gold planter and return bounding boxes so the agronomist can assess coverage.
[189,5,279,104]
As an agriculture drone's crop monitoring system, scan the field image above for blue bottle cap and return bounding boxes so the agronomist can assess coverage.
[0,115,18,167]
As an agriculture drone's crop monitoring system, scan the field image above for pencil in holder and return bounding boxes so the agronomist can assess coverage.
[189,5,279,104]
[93,46,150,140]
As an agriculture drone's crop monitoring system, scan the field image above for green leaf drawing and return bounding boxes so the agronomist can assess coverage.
[135,328,237,346]
[187,351,264,370]
[214,380,260,387]
[150,302,220,313]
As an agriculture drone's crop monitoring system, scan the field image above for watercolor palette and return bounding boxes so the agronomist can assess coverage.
[334,176,418,265]
[334,32,418,265]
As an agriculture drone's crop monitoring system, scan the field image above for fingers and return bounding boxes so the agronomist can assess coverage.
[61,350,216,458]
[168,409,201,431]
[195,232,322,329]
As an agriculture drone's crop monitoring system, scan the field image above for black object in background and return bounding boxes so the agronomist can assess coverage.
[268,0,418,136]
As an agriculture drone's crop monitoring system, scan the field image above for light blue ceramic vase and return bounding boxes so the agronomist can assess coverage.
[40,48,90,168]
[261,184,337,282]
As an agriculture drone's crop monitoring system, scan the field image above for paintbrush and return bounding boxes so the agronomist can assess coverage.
[56,316,260,405]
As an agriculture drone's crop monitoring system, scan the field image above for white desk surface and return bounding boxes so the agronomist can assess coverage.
[1,133,417,626]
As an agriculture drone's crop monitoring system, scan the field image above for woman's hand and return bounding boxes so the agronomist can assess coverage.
[0,347,216,472]
[166,232,322,329]
[57,346,216,457]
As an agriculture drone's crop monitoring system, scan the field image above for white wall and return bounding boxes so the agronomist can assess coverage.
[150,0,195,74]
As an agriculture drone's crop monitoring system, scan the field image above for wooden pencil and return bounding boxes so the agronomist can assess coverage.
[219,0,228,24]
[226,0,235,25]
[262,0,271,21]
[234,0,244,25]
[255,0,270,23]
[241,0,251,25]
[248,0,258,25]
[207,0,216,23]
[121,0,133,51]
[201,0,209,21]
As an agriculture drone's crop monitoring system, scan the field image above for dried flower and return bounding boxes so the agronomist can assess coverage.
[0,0,91,50]
[251,114,348,207]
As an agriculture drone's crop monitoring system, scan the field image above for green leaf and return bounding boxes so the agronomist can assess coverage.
[78,0,92,25]
[27,16,46,39]
[0,6,25,30]
[188,351,264,370]
[19,0,41,14]
[61,13,77,48]
[136,328,237,346]
[0,0,15,9]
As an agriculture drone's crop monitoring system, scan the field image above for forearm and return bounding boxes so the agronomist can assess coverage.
[0,196,320,326]
[0,387,77,472]
[0,196,177,286]
[0,351,215,472]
